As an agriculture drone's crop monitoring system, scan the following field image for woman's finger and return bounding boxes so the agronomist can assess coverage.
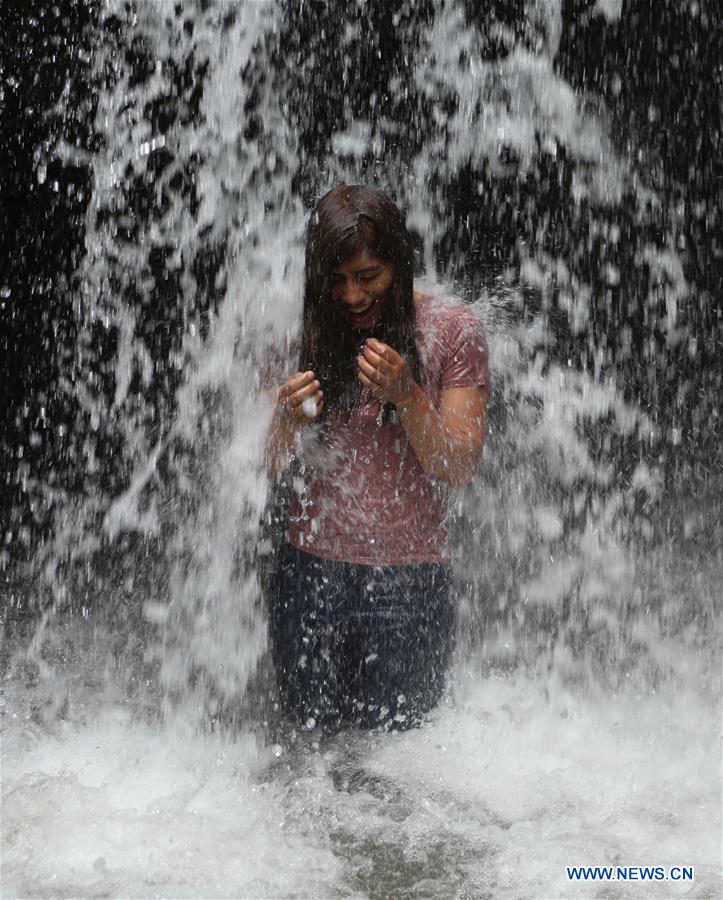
[288,380,322,408]
[366,339,402,366]
[279,371,315,400]
[362,346,393,374]
[357,354,388,386]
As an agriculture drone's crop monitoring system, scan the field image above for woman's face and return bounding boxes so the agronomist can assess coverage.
[330,248,394,331]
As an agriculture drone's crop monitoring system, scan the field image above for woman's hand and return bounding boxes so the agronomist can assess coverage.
[357,338,417,407]
[277,371,323,427]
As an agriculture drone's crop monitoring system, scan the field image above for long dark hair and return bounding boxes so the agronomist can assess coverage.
[299,184,421,421]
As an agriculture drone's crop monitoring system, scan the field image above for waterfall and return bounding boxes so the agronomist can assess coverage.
[20,0,707,715]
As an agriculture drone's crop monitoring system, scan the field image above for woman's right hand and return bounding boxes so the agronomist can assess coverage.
[277,371,323,428]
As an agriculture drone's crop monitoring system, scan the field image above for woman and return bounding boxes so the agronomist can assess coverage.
[266,185,490,732]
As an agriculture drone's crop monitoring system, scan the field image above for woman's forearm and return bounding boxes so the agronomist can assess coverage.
[395,383,485,487]
[265,371,323,480]
[265,410,296,481]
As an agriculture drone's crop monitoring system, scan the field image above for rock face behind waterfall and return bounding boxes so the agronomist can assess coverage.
[1,1,719,721]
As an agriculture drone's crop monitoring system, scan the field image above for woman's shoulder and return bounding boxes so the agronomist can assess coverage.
[414,291,491,391]
[414,292,483,340]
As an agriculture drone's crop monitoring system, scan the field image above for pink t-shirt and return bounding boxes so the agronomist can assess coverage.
[287,295,491,565]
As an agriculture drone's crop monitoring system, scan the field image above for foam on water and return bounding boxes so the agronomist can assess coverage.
[3,665,718,898]
[2,716,340,898]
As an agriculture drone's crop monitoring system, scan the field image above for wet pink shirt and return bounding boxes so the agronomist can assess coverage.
[287,295,491,565]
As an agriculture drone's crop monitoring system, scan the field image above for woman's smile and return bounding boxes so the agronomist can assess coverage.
[348,297,380,319]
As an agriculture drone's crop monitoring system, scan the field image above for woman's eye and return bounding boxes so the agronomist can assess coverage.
[360,273,379,283]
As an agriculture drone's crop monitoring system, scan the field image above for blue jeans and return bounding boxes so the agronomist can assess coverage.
[269,544,454,732]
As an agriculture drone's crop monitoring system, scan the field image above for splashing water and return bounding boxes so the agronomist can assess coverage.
[2,1,719,896]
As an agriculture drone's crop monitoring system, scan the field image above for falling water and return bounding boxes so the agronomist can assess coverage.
[2,1,720,897]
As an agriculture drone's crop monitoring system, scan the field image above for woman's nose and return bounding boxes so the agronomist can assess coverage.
[338,280,366,305]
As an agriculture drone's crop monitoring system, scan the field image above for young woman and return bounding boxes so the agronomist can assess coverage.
[266,185,490,732]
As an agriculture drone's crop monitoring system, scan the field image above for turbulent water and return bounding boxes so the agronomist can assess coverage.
[3,537,720,898]
[2,1,720,897]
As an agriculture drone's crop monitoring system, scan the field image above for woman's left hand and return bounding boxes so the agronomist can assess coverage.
[357,338,417,407]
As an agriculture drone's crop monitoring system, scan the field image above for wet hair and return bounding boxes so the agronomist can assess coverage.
[299,184,421,421]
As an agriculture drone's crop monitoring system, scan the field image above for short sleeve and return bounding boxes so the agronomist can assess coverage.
[440,308,491,393]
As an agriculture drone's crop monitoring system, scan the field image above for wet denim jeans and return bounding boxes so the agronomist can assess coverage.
[269,543,454,732]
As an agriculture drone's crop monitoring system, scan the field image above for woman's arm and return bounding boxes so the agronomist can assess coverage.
[265,370,323,480]
[357,338,488,487]
[395,383,488,487]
